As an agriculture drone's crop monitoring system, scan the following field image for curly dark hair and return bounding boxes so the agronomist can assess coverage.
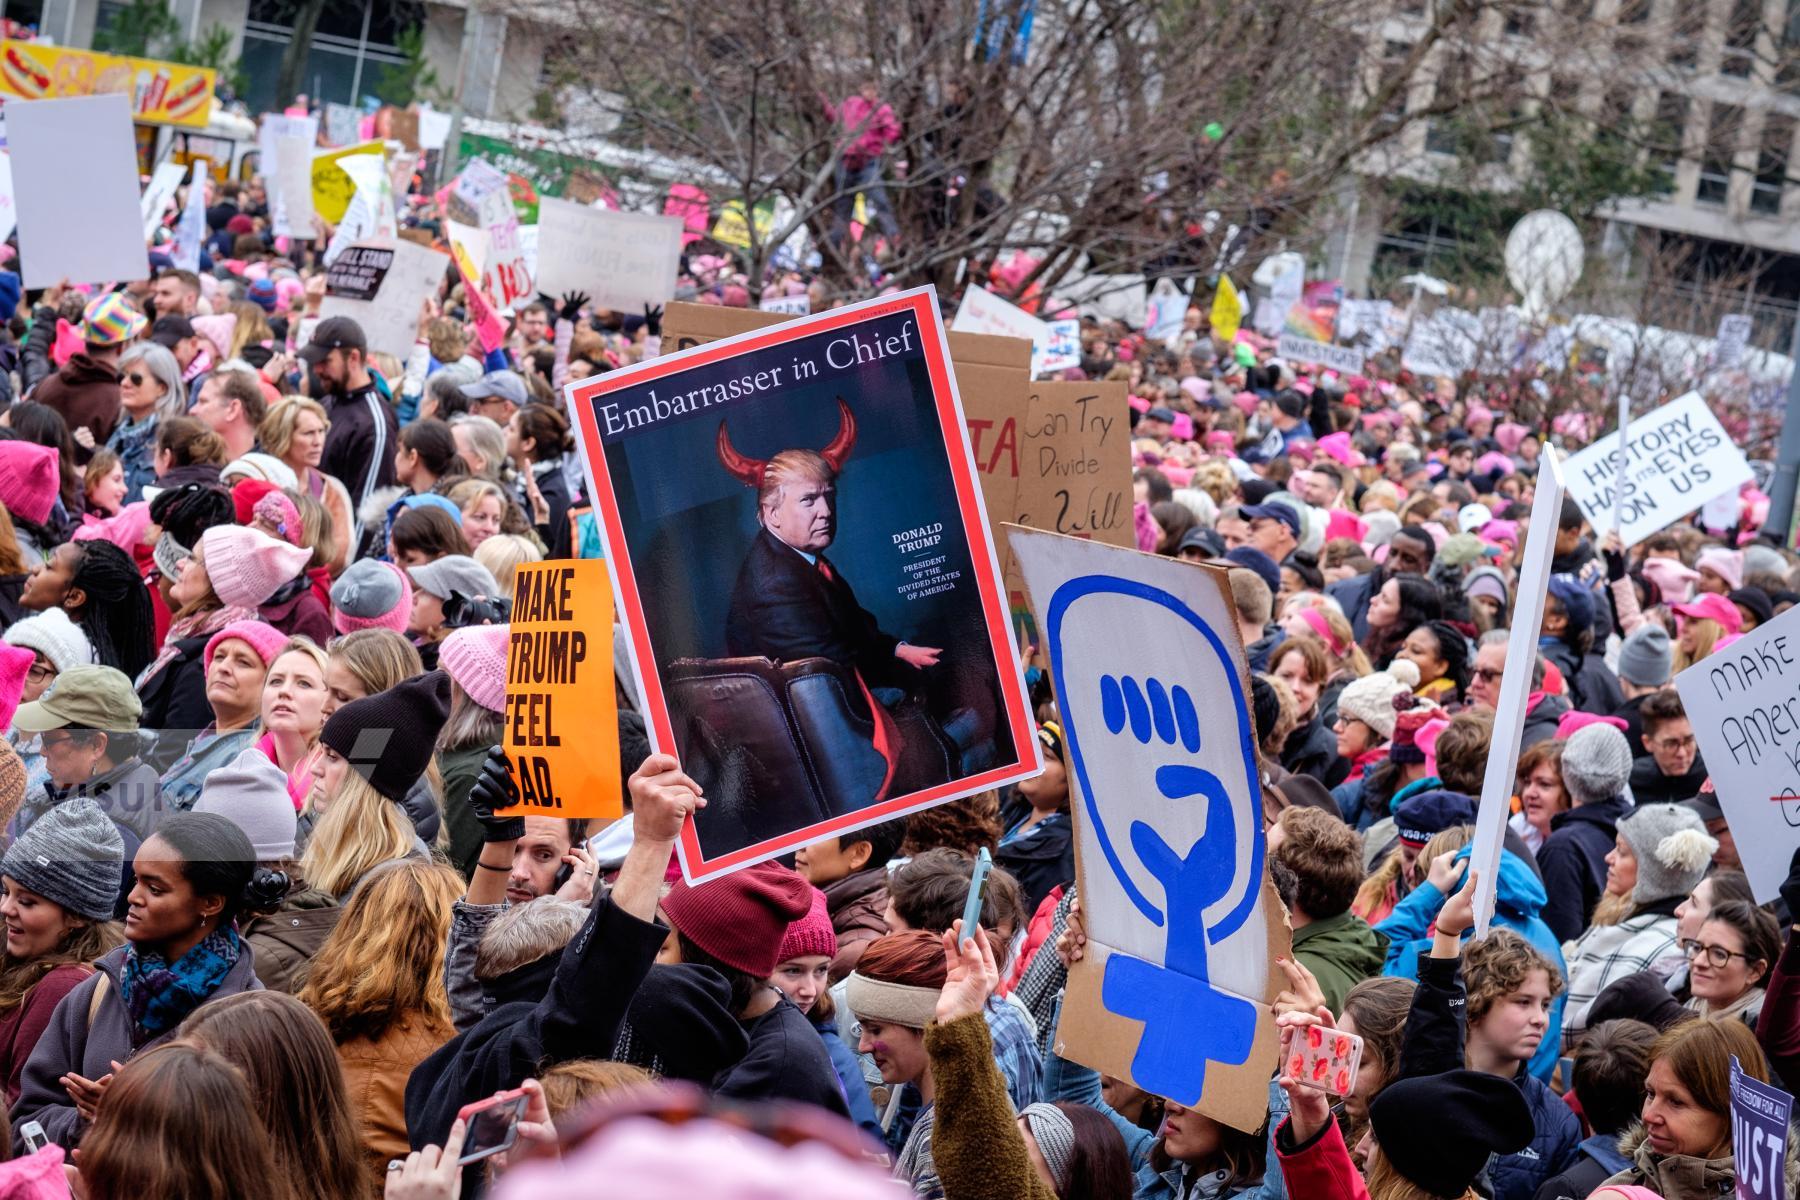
[902,791,1000,857]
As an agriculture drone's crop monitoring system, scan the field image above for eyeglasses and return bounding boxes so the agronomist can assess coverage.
[36,733,78,751]
[1471,667,1503,683]
[1681,939,1754,968]
[1652,734,1697,752]
[25,662,54,682]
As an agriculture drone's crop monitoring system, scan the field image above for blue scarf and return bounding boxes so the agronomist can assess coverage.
[120,926,241,1047]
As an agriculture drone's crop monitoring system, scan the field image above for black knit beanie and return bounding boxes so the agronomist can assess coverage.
[320,669,451,801]
[1370,1070,1533,1196]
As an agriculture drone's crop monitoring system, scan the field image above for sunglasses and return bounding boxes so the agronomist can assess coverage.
[125,372,147,386]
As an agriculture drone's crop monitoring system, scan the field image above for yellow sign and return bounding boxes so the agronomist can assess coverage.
[311,140,383,224]
[0,40,213,129]
[1211,275,1243,343]
[501,561,622,819]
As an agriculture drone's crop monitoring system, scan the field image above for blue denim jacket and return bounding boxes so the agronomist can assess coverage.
[106,412,160,506]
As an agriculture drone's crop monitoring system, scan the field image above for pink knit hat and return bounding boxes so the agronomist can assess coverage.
[203,619,291,675]
[440,623,510,714]
[1494,421,1530,454]
[777,886,838,963]
[191,312,238,359]
[1695,546,1744,591]
[1556,710,1628,741]
[1640,556,1700,604]
[0,442,59,526]
[198,525,311,609]
[251,490,304,547]
[0,643,33,733]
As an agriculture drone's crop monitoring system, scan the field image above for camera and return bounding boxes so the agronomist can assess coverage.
[442,590,512,629]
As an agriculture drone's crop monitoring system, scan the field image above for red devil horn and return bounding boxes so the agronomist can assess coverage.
[716,421,766,488]
[820,398,857,472]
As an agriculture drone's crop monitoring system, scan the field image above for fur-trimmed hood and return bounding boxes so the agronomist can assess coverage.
[1609,1121,1799,1199]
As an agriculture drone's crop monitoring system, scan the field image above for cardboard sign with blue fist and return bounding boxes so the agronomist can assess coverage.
[1008,527,1288,1132]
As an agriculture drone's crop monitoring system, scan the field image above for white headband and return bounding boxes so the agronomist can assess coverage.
[845,973,938,1030]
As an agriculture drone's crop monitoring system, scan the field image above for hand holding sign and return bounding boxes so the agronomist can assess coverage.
[626,753,706,844]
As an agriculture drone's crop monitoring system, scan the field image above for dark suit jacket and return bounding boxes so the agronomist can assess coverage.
[726,528,899,681]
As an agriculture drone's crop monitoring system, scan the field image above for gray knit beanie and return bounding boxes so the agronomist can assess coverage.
[1560,724,1633,807]
[1616,625,1673,688]
[1618,803,1717,906]
[0,798,124,921]
[195,749,298,861]
[1020,1103,1077,1192]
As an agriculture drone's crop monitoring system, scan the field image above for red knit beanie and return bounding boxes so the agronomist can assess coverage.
[662,862,814,977]
[777,886,838,964]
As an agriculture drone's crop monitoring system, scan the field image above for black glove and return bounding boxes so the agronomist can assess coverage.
[469,745,525,843]
[1602,541,1626,584]
[1780,845,1800,923]
[643,304,663,337]
[559,290,590,323]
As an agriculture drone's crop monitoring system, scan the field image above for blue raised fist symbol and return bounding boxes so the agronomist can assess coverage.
[1045,576,1265,1106]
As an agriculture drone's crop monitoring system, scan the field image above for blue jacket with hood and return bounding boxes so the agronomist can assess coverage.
[1375,843,1568,1082]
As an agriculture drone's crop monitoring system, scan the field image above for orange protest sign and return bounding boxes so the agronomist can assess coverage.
[501,560,621,819]
[0,41,213,128]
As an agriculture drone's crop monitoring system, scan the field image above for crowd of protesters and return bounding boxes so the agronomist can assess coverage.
[0,109,1776,1199]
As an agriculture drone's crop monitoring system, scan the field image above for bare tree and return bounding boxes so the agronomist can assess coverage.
[496,0,1576,303]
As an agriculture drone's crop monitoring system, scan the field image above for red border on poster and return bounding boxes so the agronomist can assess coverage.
[565,287,1040,882]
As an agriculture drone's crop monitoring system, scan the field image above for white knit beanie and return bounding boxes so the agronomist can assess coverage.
[2,608,93,675]
[1334,659,1421,740]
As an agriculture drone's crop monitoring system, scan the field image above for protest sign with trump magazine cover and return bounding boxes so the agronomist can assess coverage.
[566,287,1040,882]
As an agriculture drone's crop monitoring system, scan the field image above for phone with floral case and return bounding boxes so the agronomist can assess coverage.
[1287,1024,1363,1095]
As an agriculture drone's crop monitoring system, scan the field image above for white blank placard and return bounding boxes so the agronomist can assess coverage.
[8,94,148,288]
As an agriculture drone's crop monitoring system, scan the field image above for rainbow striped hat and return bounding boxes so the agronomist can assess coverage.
[79,294,146,347]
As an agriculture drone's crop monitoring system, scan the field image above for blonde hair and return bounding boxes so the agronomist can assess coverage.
[258,396,330,463]
[227,301,273,360]
[1366,1142,1477,1200]
[324,630,443,819]
[300,771,419,898]
[446,477,509,516]
[1355,824,1473,920]
[286,489,335,573]
[297,859,462,1043]
[474,533,542,592]
[1673,617,1724,672]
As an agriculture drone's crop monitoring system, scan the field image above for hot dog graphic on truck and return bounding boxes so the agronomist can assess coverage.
[0,41,213,129]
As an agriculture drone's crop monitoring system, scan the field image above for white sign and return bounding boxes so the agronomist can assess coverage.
[1041,319,1082,374]
[1059,271,1148,328]
[1716,313,1753,371]
[418,108,452,152]
[533,197,682,313]
[1144,278,1191,343]
[1402,313,1473,379]
[1007,527,1283,1132]
[0,152,14,247]
[1562,392,1754,546]
[257,113,316,239]
[170,162,206,273]
[758,292,811,316]
[323,151,399,266]
[323,103,360,147]
[1336,299,1393,351]
[273,135,315,238]
[1275,333,1363,375]
[318,239,450,363]
[9,95,147,288]
[1677,601,1800,905]
[953,285,1057,372]
[1701,488,1741,531]
[1253,261,1303,338]
[139,160,186,240]
[1468,448,1565,936]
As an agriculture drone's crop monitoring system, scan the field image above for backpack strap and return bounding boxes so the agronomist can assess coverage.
[86,972,109,1028]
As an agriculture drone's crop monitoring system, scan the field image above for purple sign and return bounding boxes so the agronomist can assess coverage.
[1731,1054,1792,1200]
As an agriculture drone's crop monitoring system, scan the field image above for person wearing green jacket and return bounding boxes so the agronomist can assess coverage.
[1271,807,1387,1013]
